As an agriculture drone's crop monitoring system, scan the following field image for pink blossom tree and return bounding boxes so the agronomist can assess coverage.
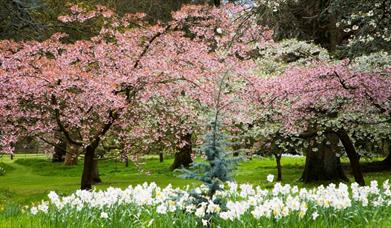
[248,60,391,185]
[0,3,266,189]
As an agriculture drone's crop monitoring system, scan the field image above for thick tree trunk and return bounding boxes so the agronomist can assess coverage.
[274,153,282,181]
[335,129,365,186]
[64,143,79,166]
[92,159,101,184]
[52,137,67,162]
[81,145,95,190]
[301,133,348,183]
[170,133,193,170]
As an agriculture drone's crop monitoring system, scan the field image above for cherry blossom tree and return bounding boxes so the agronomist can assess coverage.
[118,3,270,170]
[0,3,266,189]
[248,59,391,185]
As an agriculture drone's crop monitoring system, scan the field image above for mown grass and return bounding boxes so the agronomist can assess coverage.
[1,154,391,227]
[1,154,391,204]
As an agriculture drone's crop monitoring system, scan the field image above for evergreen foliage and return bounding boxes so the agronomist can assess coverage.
[182,120,238,197]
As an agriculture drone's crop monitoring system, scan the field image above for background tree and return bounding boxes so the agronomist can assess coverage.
[250,61,390,185]
[251,0,390,57]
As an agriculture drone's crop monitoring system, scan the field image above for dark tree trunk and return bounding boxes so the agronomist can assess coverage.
[170,133,193,170]
[384,153,391,165]
[92,159,101,184]
[122,151,129,167]
[52,137,67,162]
[327,11,340,51]
[274,153,282,181]
[159,152,164,162]
[383,141,391,165]
[212,0,220,7]
[81,145,96,190]
[344,140,391,173]
[10,154,14,160]
[301,133,348,183]
[335,129,365,186]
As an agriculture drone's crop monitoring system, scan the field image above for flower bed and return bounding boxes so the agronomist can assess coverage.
[29,179,391,227]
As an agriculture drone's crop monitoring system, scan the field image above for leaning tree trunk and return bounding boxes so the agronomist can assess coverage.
[64,143,79,166]
[92,159,101,184]
[52,137,67,163]
[170,133,193,171]
[335,129,365,186]
[301,133,348,183]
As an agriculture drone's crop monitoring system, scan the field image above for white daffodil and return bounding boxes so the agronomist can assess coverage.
[267,174,274,183]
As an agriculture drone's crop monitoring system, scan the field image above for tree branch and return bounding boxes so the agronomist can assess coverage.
[50,94,83,146]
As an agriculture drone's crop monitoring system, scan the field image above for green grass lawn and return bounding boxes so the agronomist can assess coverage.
[1,154,391,206]
[1,154,391,227]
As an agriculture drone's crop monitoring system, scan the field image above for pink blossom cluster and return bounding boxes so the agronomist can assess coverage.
[0,4,264,155]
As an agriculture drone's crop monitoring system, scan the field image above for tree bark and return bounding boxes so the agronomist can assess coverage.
[274,153,282,181]
[80,110,117,190]
[81,145,96,190]
[301,133,348,183]
[159,152,164,162]
[64,143,79,166]
[92,159,101,184]
[170,133,193,170]
[382,141,391,165]
[124,156,129,167]
[335,129,365,186]
[327,10,339,51]
[52,137,67,162]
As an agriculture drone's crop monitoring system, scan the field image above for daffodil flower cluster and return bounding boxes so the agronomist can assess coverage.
[30,179,391,226]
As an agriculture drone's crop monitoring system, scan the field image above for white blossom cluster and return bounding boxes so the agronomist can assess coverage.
[254,39,330,78]
[29,178,391,225]
[350,51,391,73]
[336,1,391,51]
[254,0,298,12]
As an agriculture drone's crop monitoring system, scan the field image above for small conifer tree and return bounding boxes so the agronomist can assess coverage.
[181,73,239,197]
[180,73,240,227]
